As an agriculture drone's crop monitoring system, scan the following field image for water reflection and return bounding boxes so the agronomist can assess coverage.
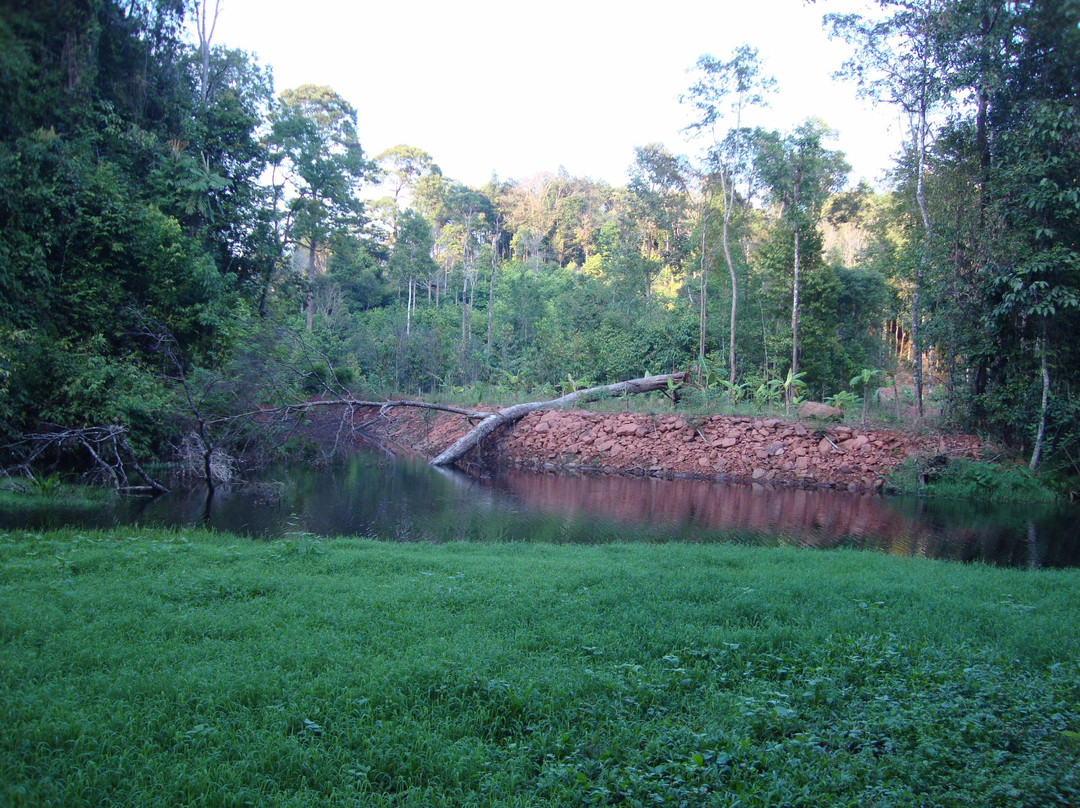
[486,469,1079,567]
[2,452,1077,568]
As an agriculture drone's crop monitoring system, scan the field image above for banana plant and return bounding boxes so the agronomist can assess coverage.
[850,368,881,424]
[719,379,748,409]
[782,368,808,416]
[664,376,685,408]
[755,379,784,409]
[825,390,859,413]
[561,374,592,395]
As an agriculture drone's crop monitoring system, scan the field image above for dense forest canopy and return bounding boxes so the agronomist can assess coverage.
[1,0,1078,482]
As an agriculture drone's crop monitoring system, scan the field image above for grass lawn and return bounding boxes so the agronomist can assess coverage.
[1,528,1078,807]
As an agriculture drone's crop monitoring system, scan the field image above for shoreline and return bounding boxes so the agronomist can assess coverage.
[355,405,982,492]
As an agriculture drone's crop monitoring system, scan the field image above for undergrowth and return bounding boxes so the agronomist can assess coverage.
[1,529,1077,807]
[0,478,115,511]
[886,456,1059,503]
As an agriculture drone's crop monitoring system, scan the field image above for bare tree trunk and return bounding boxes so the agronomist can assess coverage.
[790,225,800,394]
[698,215,709,384]
[195,0,221,108]
[305,240,318,332]
[487,233,497,355]
[1030,326,1050,471]
[220,373,689,470]
[721,177,738,402]
[430,372,689,467]
[912,96,932,418]
[461,272,471,380]
[461,272,468,343]
[789,166,802,406]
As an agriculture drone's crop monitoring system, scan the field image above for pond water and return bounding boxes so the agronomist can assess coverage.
[3,452,1079,568]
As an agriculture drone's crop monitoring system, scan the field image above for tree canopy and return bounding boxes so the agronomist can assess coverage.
[2,0,1078,484]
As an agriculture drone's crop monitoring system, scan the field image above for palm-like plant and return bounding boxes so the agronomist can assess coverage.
[782,368,808,416]
[850,368,881,424]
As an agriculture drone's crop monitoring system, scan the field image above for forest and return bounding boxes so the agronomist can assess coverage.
[1,0,1078,486]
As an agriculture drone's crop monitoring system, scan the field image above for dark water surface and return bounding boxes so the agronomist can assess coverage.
[3,452,1079,568]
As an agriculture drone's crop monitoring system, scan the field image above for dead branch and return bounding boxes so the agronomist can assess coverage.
[205,398,488,428]
[2,425,169,494]
[220,372,689,469]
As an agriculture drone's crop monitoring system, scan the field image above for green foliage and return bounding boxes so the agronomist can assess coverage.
[718,379,748,406]
[886,457,1060,504]
[851,368,881,423]
[834,266,889,370]
[560,374,592,395]
[0,0,266,469]
[2,0,1079,493]
[752,377,784,409]
[781,367,807,407]
[825,390,859,413]
[0,480,113,512]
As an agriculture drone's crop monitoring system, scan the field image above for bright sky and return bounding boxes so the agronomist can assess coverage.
[213,0,901,189]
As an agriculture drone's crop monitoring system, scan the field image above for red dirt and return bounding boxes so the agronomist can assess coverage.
[353,406,982,492]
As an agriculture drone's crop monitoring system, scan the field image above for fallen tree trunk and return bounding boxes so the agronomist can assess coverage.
[3,375,685,489]
[429,372,688,467]
[198,372,687,471]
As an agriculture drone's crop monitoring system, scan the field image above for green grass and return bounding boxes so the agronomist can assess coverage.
[0,479,115,512]
[1,529,1078,807]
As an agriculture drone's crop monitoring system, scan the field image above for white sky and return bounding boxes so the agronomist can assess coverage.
[212,0,902,189]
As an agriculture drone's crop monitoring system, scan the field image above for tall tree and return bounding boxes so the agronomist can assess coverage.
[682,45,775,396]
[193,0,222,108]
[753,120,849,395]
[375,144,440,242]
[974,0,1080,469]
[388,209,438,336]
[627,144,691,306]
[267,85,375,330]
[827,0,950,417]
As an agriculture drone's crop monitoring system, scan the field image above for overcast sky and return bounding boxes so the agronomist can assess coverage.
[212,0,901,188]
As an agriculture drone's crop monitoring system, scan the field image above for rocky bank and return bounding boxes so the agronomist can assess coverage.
[361,406,983,492]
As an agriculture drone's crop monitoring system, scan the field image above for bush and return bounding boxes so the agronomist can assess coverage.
[886,456,1059,503]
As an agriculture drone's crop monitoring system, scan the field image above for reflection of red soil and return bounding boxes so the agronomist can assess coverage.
[350,407,980,493]
[489,470,929,554]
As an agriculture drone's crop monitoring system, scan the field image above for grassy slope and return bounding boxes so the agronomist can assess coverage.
[1,528,1078,807]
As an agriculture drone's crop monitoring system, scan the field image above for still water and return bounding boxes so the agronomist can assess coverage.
[4,452,1079,568]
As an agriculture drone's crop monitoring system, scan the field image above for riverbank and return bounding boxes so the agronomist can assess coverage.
[360,405,982,492]
[3,528,1077,807]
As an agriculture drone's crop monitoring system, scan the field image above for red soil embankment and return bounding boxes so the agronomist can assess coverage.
[362,406,982,492]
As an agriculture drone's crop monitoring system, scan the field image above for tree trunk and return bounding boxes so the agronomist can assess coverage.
[461,272,468,343]
[789,165,802,405]
[1029,326,1050,471]
[487,233,497,355]
[722,184,738,402]
[790,224,800,394]
[430,372,689,467]
[305,240,318,332]
[698,216,709,383]
[195,0,221,108]
[913,96,931,419]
